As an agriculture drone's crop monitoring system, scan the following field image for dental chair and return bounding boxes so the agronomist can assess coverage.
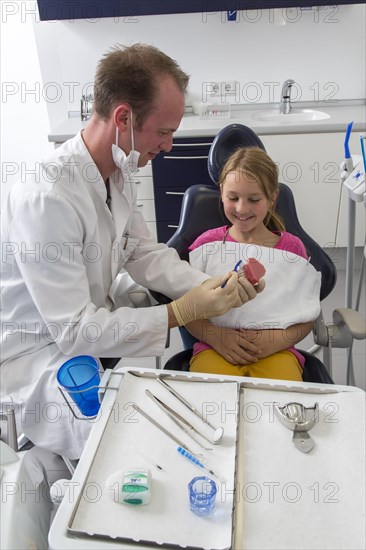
[162,124,337,384]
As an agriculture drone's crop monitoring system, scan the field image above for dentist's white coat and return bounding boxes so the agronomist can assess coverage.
[0,132,208,458]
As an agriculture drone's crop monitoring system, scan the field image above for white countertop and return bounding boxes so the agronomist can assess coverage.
[48,100,366,142]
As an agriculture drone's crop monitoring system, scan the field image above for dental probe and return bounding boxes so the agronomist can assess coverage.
[157,377,224,443]
[131,403,197,456]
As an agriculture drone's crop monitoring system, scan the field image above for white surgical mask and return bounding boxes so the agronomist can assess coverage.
[112,111,140,176]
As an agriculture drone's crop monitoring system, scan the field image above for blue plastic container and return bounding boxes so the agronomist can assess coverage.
[188,476,217,517]
[57,355,100,417]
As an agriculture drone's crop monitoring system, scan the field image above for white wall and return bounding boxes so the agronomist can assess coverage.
[1,2,365,207]
[31,3,366,129]
[0,1,53,205]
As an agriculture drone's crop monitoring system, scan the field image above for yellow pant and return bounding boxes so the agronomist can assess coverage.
[189,349,303,382]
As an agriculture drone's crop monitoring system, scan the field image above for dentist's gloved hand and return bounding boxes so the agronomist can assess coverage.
[171,272,244,327]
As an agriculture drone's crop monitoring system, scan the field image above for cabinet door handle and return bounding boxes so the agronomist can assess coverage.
[137,204,144,207]
[163,155,208,160]
[165,192,185,196]
[167,225,179,228]
[172,143,213,147]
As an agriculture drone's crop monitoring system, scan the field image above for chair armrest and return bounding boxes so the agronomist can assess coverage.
[314,307,366,350]
[333,308,366,340]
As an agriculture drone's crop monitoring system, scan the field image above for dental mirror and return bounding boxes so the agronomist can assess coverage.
[213,427,224,443]
[157,376,225,444]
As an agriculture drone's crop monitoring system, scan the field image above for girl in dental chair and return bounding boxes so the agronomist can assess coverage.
[188,147,321,381]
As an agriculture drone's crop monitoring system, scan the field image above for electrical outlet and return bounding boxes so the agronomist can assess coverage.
[205,82,220,96]
[205,81,238,96]
[223,81,237,94]
[202,81,239,102]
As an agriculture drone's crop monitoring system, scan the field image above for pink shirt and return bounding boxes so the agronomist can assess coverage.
[189,226,308,368]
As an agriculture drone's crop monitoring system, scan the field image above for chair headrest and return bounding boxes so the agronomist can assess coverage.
[208,123,266,184]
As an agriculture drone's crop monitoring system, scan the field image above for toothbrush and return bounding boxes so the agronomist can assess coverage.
[221,260,243,288]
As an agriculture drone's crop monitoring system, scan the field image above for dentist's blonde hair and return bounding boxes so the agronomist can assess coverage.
[219,146,285,231]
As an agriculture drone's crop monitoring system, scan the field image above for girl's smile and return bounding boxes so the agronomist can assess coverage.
[221,170,275,241]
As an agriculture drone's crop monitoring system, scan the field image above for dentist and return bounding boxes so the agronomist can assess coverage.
[1,44,260,459]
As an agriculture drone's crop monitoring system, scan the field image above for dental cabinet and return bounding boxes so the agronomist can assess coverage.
[132,163,157,240]
[152,136,214,242]
[48,101,366,248]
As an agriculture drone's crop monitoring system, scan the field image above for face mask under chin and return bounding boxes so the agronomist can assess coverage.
[111,111,140,175]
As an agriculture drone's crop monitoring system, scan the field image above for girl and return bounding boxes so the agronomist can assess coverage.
[188,147,321,381]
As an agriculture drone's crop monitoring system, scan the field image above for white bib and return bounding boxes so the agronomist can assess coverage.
[189,242,321,329]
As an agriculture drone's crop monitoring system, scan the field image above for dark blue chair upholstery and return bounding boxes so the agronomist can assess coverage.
[208,123,266,184]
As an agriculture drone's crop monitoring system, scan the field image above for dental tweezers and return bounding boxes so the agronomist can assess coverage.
[145,389,213,449]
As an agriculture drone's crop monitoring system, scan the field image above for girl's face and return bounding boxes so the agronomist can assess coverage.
[221,170,275,236]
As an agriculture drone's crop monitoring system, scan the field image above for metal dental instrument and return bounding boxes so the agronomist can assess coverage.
[274,402,318,454]
[131,403,198,457]
[146,390,212,450]
[157,377,224,444]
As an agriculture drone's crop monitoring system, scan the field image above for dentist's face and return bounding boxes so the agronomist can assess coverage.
[133,75,185,167]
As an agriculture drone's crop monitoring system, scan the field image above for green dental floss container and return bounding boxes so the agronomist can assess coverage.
[121,469,151,505]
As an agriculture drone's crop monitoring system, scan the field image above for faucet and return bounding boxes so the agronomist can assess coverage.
[280,79,295,114]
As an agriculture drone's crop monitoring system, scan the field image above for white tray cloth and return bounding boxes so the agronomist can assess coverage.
[234,387,366,550]
[68,372,239,550]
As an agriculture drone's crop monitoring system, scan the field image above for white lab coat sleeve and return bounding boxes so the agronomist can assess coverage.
[8,192,169,358]
[122,205,210,299]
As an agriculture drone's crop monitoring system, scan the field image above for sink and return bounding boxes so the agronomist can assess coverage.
[251,109,330,123]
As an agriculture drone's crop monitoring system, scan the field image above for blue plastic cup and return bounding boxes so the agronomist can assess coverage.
[57,355,100,417]
[188,476,217,517]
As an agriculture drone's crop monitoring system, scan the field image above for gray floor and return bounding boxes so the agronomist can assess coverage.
[120,255,366,391]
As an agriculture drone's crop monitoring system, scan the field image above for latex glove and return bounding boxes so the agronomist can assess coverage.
[171,272,241,326]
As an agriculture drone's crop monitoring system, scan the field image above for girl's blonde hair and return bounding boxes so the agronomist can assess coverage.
[219,146,285,231]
